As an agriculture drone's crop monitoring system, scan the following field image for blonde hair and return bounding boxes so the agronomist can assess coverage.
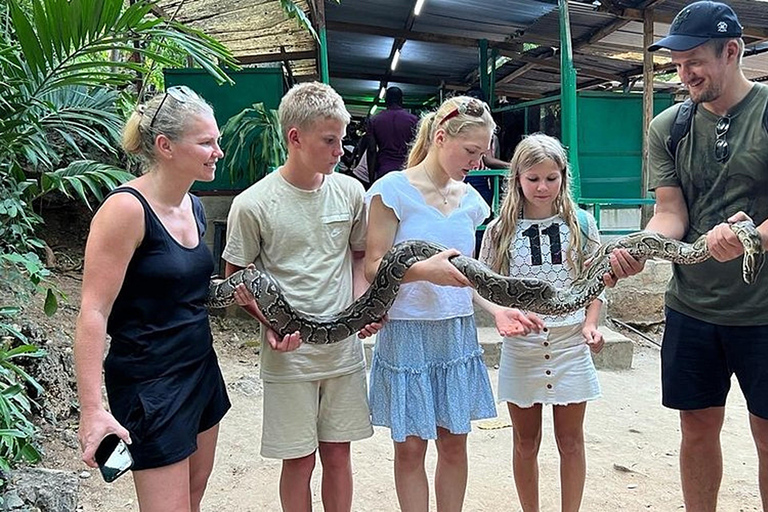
[488,133,591,276]
[278,82,350,139]
[122,87,214,168]
[407,95,496,168]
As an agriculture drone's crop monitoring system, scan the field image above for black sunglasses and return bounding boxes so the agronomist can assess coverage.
[714,115,730,163]
[149,85,196,128]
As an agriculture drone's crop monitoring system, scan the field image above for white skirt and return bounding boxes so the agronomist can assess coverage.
[497,323,601,408]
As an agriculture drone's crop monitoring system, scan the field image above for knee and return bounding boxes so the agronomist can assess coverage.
[436,435,467,465]
[318,443,350,471]
[554,430,584,457]
[395,440,427,470]
[284,453,317,478]
[513,433,541,460]
[680,410,724,442]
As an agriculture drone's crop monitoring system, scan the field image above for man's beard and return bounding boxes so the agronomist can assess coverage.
[690,80,723,104]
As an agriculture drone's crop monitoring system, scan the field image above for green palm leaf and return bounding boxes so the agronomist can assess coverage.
[33,160,133,208]
[221,103,287,184]
[8,0,237,97]
[278,0,319,42]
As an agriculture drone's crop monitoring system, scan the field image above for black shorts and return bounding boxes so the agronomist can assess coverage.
[108,353,231,471]
[661,307,768,419]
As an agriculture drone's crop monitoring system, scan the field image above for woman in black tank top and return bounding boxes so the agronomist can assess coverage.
[74,86,230,511]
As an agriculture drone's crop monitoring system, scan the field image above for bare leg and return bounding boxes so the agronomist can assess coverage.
[280,452,317,512]
[394,436,429,512]
[553,403,587,512]
[133,424,222,512]
[133,460,191,512]
[749,413,768,511]
[679,407,725,512]
[507,403,543,512]
[188,425,220,512]
[318,442,352,512]
[434,428,468,512]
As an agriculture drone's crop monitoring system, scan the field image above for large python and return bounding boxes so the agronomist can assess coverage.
[208,220,765,344]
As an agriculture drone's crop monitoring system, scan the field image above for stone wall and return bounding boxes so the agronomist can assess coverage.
[605,259,671,325]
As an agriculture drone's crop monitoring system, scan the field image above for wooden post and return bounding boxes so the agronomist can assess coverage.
[641,8,655,227]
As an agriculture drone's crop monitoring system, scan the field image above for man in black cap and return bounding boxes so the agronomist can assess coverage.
[606,2,768,510]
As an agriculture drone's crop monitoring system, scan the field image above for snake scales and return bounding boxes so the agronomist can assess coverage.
[208,220,764,345]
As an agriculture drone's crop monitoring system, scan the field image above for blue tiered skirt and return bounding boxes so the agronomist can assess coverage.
[368,315,497,443]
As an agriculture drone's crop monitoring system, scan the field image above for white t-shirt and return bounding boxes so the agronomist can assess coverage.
[223,170,367,382]
[365,171,490,320]
[482,212,603,327]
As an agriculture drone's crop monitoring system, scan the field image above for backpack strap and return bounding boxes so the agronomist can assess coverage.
[667,98,696,163]
[575,208,591,252]
[763,97,768,133]
[668,94,768,164]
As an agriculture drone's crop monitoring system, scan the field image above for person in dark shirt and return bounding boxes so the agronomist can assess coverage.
[367,86,419,181]
[75,85,230,511]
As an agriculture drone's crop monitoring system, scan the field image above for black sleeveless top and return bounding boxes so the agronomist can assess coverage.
[104,187,214,384]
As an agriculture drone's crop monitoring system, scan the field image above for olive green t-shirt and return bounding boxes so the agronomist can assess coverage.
[648,83,768,326]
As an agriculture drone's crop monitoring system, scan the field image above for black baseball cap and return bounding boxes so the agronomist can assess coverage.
[648,1,743,52]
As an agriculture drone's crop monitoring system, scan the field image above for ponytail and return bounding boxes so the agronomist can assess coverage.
[121,111,144,156]
[406,112,436,168]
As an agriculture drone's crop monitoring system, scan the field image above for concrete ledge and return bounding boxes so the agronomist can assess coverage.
[364,325,633,371]
[591,326,634,370]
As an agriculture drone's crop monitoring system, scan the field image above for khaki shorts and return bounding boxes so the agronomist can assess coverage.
[261,368,373,459]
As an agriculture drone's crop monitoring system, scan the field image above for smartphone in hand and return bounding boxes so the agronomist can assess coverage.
[94,434,133,482]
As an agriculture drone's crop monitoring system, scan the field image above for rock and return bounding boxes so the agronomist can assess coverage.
[3,468,79,512]
[77,471,90,480]
[606,260,672,325]
[4,491,25,509]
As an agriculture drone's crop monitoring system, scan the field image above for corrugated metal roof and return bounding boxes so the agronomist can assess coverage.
[152,0,768,111]
[326,0,768,110]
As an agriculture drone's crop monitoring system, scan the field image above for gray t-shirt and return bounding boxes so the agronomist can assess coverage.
[648,83,768,325]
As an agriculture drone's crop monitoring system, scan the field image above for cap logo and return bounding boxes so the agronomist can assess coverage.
[672,8,691,30]
[717,21,728,33]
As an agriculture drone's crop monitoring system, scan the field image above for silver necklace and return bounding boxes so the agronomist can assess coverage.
[424,166,450,205]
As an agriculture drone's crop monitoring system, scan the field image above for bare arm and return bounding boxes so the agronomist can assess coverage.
[582,298,605,353]
[481,154,509,170]
[364,195,470,287]
[75,193,143,466]
[225,261,301,352]
[644,186,689,239]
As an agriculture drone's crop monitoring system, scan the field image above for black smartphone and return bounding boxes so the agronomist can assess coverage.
[94,434,133,482]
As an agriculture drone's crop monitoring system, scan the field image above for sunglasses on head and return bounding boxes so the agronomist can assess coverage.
[438,98,489,127]
[149,85,197,128]
[714,115,730,163]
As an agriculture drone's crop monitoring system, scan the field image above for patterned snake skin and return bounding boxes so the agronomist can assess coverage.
[208,220,764,344]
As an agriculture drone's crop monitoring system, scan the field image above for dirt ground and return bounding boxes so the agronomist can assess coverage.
[16,207,762,511]
[23,275,761,512]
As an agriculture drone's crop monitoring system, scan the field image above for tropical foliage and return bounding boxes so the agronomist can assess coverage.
[279,0,340,43]
[0,0,238,468]
[0,306,46,471]
[221,103,286,184]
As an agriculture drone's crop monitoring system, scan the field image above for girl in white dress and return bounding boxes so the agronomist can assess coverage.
[479,133,605,512]
[365,96,542,512]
